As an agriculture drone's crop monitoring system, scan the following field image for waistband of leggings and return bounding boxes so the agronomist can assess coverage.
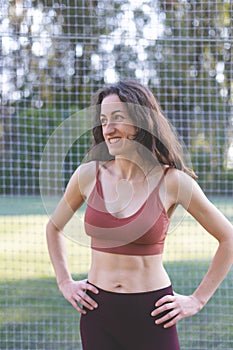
[87,281,173,296]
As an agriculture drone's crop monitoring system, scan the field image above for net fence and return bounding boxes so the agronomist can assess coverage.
[0,0,233,349]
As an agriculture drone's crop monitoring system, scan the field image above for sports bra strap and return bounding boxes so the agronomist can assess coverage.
[155,166,170,189]
[95,160,100,178]
[163,166,171,178]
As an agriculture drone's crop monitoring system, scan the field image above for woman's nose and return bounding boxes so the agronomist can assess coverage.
[104,121,115,134]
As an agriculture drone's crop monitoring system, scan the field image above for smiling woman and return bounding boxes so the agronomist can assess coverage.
[46,80,233,350]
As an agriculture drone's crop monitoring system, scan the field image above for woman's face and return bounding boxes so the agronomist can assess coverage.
[100,94,137,156]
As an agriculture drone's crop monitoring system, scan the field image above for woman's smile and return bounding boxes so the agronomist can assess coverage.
[108,137,122,144]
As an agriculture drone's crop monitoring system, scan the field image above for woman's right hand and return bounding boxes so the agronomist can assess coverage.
[58,279,99,314]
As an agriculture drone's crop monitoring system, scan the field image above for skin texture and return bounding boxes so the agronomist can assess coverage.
[46,94,233,328]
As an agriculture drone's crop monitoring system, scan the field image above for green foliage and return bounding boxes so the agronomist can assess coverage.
[0,106,78,194]
[0,0,232,195]
[153,0,232,193]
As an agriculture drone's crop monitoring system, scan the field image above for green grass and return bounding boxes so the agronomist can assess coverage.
[0,195,233,349]
[0,277,84,349]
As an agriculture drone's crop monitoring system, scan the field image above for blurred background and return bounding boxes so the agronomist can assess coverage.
[0,1,233,349]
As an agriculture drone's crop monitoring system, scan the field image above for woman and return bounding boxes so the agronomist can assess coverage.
[46,81,233,349]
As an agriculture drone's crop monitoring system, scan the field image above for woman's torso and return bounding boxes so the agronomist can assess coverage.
[83,160,175,293]
[88,250,171,293]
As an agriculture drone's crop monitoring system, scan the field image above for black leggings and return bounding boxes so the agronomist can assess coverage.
[80,284,180,350]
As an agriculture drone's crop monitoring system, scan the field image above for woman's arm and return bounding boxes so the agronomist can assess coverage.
[46,162,99,313]
[179,173,233,306]
[151,170,233,327]
[46,165,85,286]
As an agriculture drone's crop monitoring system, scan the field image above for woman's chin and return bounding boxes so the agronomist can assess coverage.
[107,140,136,157]
[108,148,135,158]
[108,149,121,157]
[107,143,122,156]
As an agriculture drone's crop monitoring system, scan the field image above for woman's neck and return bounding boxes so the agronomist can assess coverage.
[112,156,155,181]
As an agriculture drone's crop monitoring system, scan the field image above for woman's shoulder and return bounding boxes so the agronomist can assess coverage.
[165,166,194,181]
[68,161,98,198]
[165,166,196,187]
[164,166,199,206]
[78,160,98,175]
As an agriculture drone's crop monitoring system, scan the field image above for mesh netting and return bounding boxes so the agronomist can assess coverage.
[0,1,232,349]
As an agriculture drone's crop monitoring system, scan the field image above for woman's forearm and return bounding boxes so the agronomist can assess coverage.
[192,239,233,308]
[46,221,73,287]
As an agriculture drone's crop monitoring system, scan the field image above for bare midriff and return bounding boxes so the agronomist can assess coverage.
[88,249,171,293]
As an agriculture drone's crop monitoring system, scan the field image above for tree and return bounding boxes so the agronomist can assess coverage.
[154,0,232,192]
[0,0,99,194]
[97,0,232,193]
[1,0,232,194]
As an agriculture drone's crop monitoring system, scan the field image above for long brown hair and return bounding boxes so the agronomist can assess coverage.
[91,80,197,179]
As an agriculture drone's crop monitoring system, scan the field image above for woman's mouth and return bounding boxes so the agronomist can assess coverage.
[109,137,121,144]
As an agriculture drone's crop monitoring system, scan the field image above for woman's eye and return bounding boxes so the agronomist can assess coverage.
[100,118,107,125]
[100,114,125,125]
[114,115,124,121]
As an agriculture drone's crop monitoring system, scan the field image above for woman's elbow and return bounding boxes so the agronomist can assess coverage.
[220,230,233,260]
[46,219,60,238]
[227,234,233,257]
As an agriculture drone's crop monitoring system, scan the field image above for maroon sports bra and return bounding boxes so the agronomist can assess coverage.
[84,164,171,256]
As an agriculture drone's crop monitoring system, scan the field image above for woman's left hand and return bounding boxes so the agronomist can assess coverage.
[150,292,203,328]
